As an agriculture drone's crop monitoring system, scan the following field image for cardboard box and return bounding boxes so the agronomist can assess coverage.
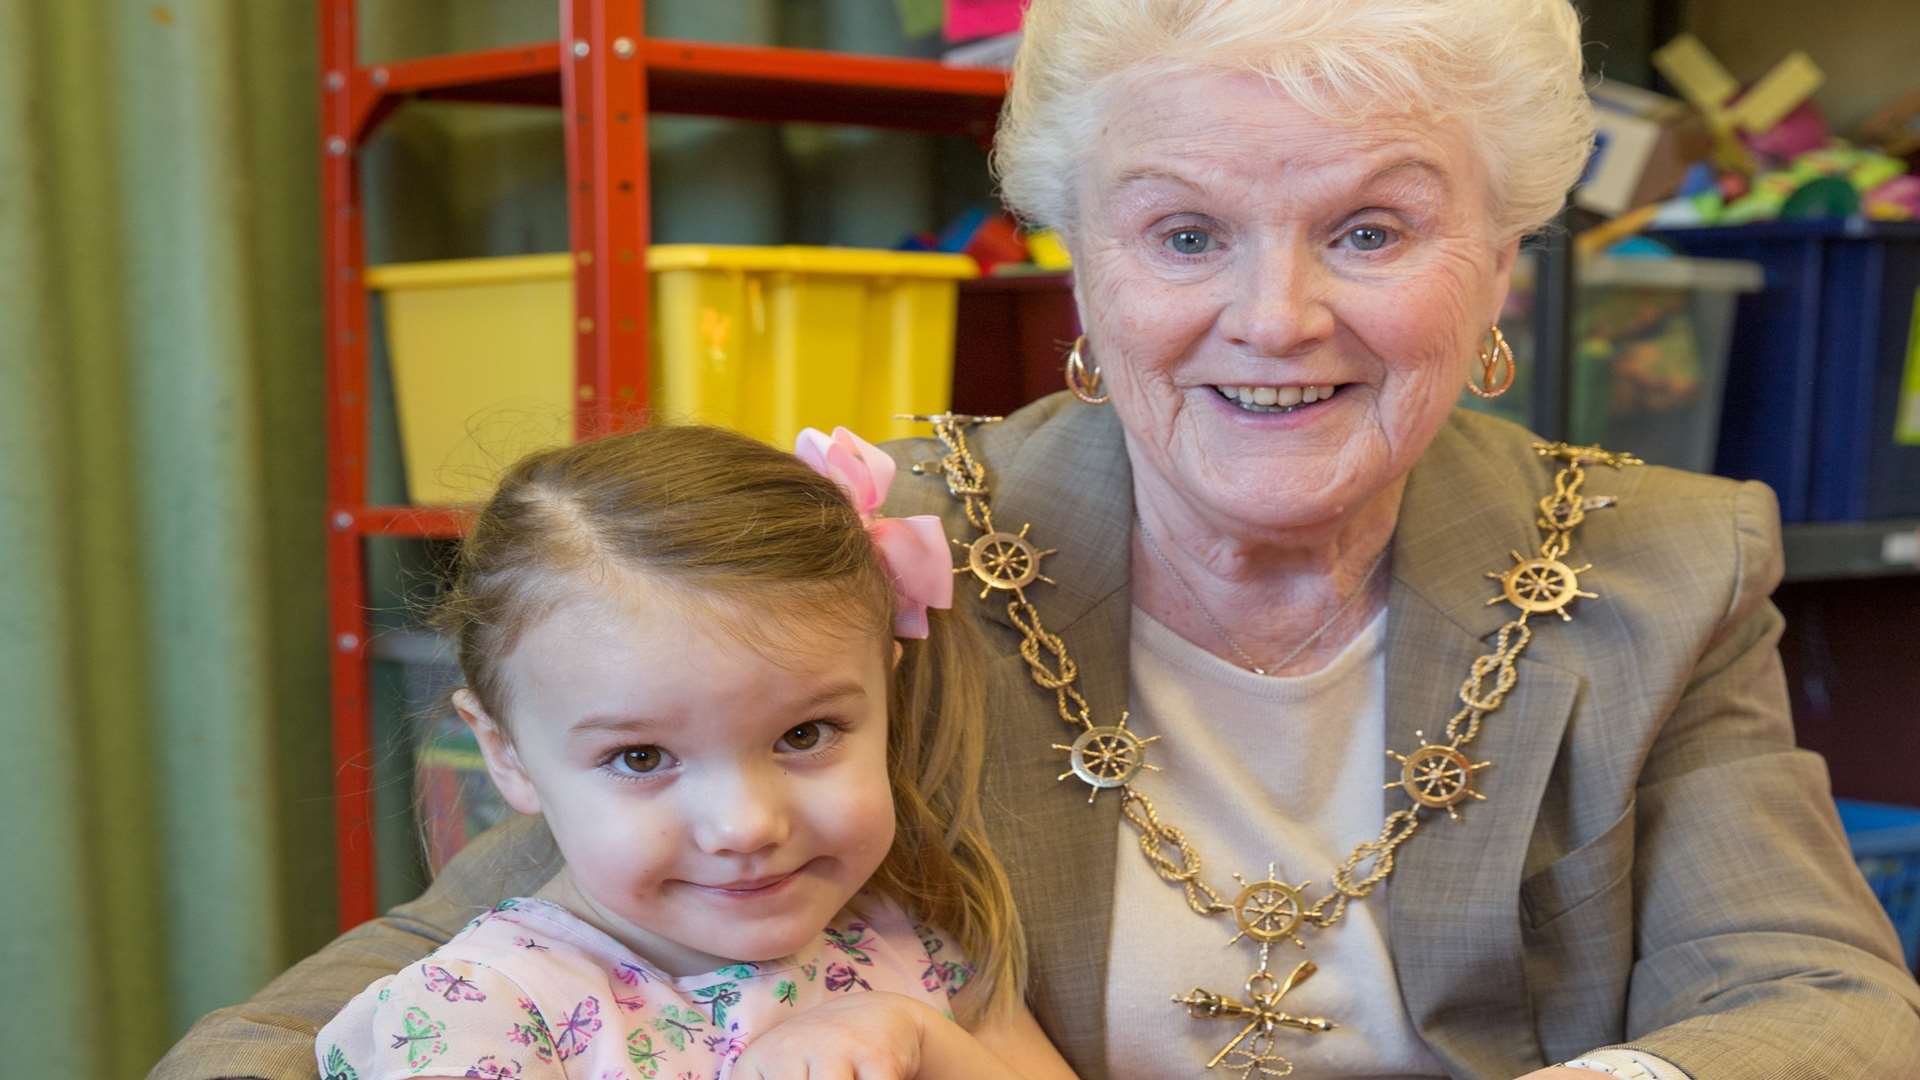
[1578,80,1715,217]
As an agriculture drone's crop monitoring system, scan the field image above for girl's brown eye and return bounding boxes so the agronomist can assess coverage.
[619,747,663,773]
[780,722,822,751]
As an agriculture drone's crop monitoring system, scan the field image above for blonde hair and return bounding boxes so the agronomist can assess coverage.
[433,424,1025,1017]
[994,0,1595,242]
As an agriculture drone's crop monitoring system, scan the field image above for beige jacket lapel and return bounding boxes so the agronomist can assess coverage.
[961,402,1134,1076]
[1383,415,1585,1076]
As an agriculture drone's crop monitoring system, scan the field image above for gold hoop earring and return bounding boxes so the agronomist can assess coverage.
[1467,325,1516,400]
[1064,335,1111,405]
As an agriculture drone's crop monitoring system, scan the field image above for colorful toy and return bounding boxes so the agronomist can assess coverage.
[1865,175,1920,221]
[1024,229,1073,271]
[1652,34,1825,173]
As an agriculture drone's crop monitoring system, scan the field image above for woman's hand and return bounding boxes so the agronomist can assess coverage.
[731,991,935,1080]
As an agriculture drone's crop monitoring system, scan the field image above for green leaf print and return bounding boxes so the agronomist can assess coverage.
[713,963,756,979]
[626,1029,663,1077]
[321,1044,359,1080]
[690,982,742,1027]
[774,980,798,1006]
[389,1006,447,1071]
[651,1003,705,1051]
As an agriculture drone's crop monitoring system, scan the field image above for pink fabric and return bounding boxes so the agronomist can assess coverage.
[794,427,954,639]
[943,0,1024,43]
[316,896,970,1080]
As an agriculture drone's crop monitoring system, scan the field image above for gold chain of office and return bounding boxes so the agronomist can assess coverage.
[911,412,1641,1077]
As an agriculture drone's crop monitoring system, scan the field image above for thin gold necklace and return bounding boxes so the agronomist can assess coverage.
[910,411,1639,1076]
[1135,518,1388,676]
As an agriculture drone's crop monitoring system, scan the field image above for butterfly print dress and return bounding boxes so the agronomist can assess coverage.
[316,896,969,1080]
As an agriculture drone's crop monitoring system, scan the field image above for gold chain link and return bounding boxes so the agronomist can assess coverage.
[918,417,1630,946]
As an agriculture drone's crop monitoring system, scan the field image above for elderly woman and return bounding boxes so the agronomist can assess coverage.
[159,2,1919,1078]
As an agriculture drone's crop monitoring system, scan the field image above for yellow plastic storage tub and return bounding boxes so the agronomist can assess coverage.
[366,247,978,505]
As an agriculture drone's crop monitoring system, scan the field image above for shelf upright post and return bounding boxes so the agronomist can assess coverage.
[562,0,652,438]
[319,0,379,929]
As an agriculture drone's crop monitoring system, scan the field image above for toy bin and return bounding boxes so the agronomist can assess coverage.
[1650,221,1920,522]
[1467,252,1763,473]
[367,247,977,505]
[367,256,575,506]
[647,245,976,450]
[1836,798,1920,971]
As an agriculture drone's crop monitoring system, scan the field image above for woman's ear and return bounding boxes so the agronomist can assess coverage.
[892,640,904,671]
[1488,235,1523,325]
[452,688,542,816]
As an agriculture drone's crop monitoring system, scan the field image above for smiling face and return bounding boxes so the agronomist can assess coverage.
[458,573,896,976]
[1072,70,1519,539]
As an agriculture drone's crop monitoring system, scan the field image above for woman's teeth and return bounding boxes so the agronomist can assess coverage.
[1214,384,1339,412]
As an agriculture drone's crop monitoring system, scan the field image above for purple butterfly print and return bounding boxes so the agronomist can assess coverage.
[421,964,488,1003]
[705,1029,747,1080]
[913,924,972,996]
[552,996,603,1061]
[921,958,970,997]
[506,998,556,1063]
[613,987,647,1013]
[614,961,653,986]
[822,923,876,965]
[464,1055,522,1078]
[703,1021,748,1068]
[823,962,872,993]
[512,936,548,951]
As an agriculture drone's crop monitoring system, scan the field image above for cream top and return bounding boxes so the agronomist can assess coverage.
[1103,605,1447,1078]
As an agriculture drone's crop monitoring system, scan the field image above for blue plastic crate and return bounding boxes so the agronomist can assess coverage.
[1650,220,1920,522]
[1836,798,1920,970]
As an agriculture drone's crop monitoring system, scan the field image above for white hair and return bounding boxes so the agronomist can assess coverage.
[993,0,1595,242]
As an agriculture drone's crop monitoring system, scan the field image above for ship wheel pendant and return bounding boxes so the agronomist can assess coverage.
[1053,710,1161,803]
[954,522,1057,599]
[1485,550,1597,621]
[1387,730,1491,819]
[1227,863,1311,948]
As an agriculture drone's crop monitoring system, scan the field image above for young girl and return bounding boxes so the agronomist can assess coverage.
[316,424,1076,1080]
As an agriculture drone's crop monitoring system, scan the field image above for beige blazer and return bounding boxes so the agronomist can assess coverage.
[156,395,1920,1080]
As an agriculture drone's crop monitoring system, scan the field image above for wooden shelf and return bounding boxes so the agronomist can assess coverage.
[347,38,1008,140]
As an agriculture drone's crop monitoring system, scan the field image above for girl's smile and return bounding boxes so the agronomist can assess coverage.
[680,862,811,898]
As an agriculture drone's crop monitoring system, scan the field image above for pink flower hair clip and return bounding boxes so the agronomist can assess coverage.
[794,426,954,639]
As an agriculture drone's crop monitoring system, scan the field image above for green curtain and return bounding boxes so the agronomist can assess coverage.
[0,2,330,1078]
[0,2,983,1076]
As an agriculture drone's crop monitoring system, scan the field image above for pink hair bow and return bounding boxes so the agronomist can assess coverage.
[794,426,954,639]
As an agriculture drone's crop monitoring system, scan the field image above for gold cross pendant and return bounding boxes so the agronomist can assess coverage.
[1173,959,1334,1075]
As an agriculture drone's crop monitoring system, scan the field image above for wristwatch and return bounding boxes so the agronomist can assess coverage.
[1560,1048,1689,1079]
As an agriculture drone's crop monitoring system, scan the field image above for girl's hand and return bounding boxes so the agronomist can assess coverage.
[732,991,934,1080]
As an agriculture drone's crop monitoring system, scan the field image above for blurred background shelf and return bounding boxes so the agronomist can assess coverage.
[1782,519,1920,581]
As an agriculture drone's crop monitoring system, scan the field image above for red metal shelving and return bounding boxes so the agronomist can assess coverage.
[319,0,1008,928]
[341,38,1006,137]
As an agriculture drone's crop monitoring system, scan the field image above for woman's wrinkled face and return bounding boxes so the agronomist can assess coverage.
[1072,70,1518,535]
